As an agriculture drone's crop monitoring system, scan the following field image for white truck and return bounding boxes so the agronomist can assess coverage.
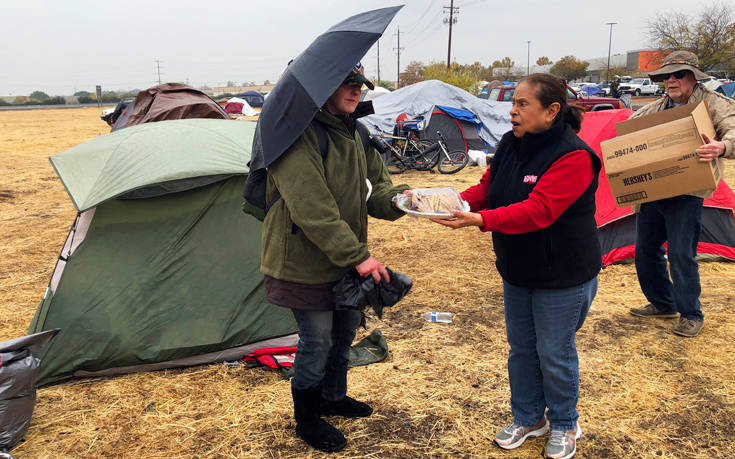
[618,77,659,96]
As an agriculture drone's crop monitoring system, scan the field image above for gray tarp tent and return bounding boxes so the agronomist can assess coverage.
[362,80,512,147]
[30,118,298,386]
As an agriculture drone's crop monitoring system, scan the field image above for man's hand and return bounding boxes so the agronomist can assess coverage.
[394,189,413,209]
[697,133,726,162]
[430,211,484,229]
[356,256,390,284]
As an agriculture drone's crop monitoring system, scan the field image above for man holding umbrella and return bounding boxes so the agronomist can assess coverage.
[251,7,407,453]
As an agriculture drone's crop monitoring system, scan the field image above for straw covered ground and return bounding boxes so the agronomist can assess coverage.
[1,107,735,458]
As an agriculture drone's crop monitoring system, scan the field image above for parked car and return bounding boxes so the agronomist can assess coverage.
[619,77,658,96]
[598,82,611,96]
[487,86,514,102]
[568,82,584,92]
[577,82,598,92]
[487,85,622,111]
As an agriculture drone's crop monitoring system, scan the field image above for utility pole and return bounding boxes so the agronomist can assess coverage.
[155,59,162,84]
[444,1,458,69]
[527,41,531,76]
[377,39,381,83]
[394,27,403,87]
[606,22,617,83]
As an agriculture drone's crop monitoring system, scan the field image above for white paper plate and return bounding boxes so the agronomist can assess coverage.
[395,195,470,219]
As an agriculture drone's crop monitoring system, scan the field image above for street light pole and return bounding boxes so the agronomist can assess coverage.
[606,22,617,82]
[527,41,531,76]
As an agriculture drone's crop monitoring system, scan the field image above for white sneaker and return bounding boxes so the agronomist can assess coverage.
[544,422,582,459]
[494,419,548,450]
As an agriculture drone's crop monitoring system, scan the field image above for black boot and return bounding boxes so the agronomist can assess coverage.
[321,395,373,418]
[292,386,347,452]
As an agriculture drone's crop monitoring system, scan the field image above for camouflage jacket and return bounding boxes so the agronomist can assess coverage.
[630,84,735,199]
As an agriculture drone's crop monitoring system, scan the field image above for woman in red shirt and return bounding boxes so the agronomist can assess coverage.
[431,74,601,459]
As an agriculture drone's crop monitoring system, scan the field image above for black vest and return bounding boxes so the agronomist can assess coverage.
[488,118,602,288]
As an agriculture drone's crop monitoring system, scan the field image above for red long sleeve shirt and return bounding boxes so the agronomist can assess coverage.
[460,150,594,234]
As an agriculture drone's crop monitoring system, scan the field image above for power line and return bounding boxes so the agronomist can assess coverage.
[460,0,490,8]
[401,8,443,50]
[403,0,439,35]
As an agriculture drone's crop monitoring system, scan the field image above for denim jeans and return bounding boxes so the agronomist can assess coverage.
[503,277,597,432]
[290,309,362,400]
[635,195,703,321]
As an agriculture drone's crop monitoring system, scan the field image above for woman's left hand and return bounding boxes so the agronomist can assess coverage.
[430,211,483,229]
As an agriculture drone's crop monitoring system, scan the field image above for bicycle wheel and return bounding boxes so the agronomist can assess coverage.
[409,141,439,171]
[384,151,407,174]
[437,149,469,174]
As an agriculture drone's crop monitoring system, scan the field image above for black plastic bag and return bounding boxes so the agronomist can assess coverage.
[0,329,60,454]
[332,267,412,319]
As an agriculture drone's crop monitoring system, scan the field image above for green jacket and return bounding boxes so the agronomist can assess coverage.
[261,110,409,284]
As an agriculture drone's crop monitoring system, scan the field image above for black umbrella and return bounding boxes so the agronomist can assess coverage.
[250,6,403,170]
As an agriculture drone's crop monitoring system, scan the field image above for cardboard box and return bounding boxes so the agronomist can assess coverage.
[600,101,722,207]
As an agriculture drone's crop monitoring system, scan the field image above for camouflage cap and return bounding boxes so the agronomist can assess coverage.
[648,50,710,82]
[343,62,374,90]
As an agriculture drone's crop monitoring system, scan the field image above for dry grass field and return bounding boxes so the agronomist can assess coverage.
[1,107,735,458]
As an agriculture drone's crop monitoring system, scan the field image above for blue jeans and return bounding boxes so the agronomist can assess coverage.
[290,309,362,400]
[503,277,596,432]
[635,195,703,321]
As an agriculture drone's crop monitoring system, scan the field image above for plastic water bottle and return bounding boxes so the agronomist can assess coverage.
[421,312,453,323]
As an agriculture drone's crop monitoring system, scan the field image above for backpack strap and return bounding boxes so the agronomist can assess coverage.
[311,118,329,160]
[313,117,371,157]
[355,121,371,154]
[262,118,328,215]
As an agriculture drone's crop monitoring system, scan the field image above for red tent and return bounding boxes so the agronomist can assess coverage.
[578,109,735,266]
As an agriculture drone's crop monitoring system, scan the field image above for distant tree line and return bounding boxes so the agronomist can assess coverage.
[393,59,522,93]
[386,55,599,93]
[0,89,140,106]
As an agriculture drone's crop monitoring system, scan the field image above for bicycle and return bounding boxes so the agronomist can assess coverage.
[422,131,470,174]
[372,128,436,174]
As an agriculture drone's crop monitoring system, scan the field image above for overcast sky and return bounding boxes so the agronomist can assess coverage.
[0,0,712,96]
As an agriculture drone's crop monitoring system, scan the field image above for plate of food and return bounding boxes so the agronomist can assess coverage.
[394,187,470,219]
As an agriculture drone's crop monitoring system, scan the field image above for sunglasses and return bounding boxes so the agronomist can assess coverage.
[661,70,689,80]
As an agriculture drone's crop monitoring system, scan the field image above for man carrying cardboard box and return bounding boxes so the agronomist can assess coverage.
[628,50,735,337]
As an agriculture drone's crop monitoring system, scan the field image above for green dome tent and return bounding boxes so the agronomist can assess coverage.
[30,118,298,386]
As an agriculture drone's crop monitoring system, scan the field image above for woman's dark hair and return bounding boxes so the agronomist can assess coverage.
[520,73,584,132]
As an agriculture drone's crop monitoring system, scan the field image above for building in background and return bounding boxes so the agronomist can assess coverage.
[626,49,672,73]
[585,54,629,83]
